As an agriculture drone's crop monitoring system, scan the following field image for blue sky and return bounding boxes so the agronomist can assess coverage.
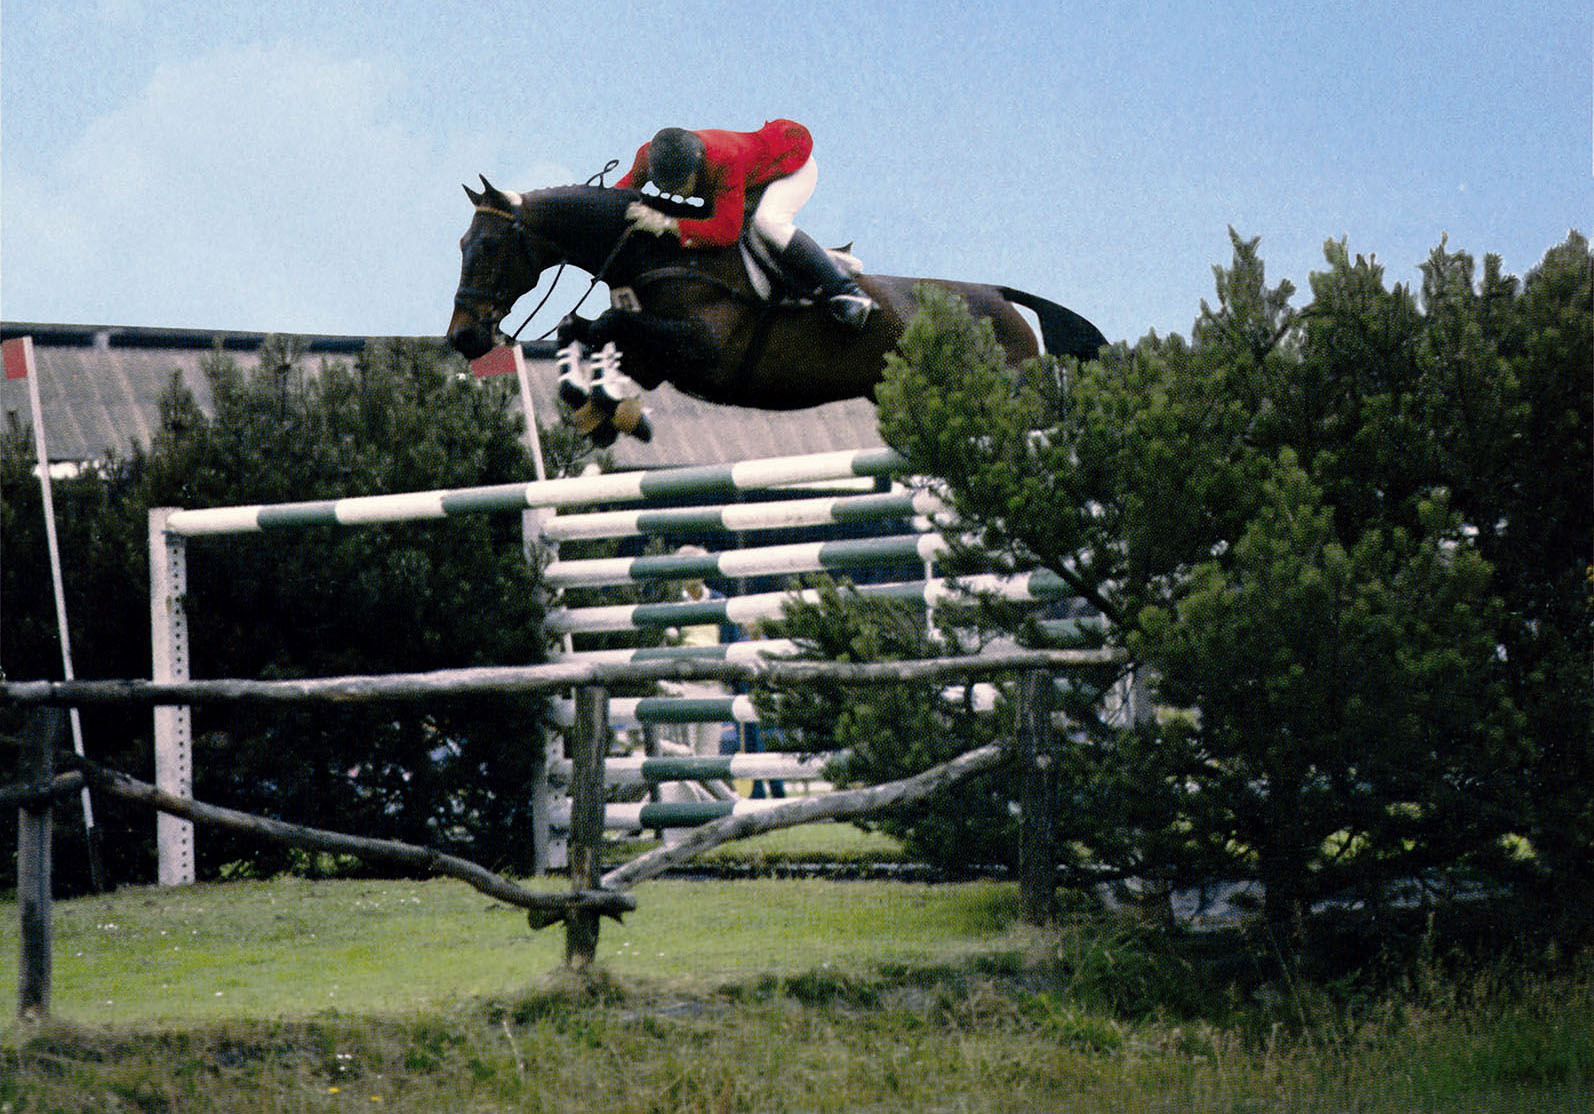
[3,1,1588,345]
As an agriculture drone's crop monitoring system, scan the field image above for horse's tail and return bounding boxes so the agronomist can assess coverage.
[997,286,1107,362]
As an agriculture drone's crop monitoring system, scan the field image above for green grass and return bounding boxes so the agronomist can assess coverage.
[666,820,910,865]
[1,874,1590,1113]
[0,874,1019,1025]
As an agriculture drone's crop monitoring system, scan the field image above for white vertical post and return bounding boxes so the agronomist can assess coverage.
[148,508,194,885]
[8,335,102,887]
[540,515,568,868]
[511,344,548,485]
[510,345,558,873]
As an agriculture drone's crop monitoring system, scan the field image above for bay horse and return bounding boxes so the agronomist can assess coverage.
[446,178,1106,430]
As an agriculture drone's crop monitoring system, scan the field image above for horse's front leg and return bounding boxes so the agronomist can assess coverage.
[585,309,719,391]
[556,313,597,347]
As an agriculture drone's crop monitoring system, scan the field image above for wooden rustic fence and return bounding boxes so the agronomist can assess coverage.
[4,647,1115,1012]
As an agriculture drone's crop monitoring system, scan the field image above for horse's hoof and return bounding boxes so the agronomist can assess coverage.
[571,402,606,435]
[590,422,618,448]
[613,399,653,443]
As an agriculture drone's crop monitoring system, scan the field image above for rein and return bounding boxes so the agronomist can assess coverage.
[532,225,639,340]
[513,160,625,342]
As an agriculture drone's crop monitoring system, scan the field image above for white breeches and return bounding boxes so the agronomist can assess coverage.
[749,156,817,249]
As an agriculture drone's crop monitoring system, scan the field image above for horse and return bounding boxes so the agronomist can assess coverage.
[446,178,1106,435]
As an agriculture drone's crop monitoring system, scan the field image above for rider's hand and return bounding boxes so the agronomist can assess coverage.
[626,202,679,238]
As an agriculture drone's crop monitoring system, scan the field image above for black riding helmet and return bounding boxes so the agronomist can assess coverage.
[647,127,706,194]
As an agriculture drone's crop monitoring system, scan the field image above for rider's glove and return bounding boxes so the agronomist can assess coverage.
[626,202,679,238]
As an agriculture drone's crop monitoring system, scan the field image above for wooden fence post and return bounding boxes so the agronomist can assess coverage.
[1017,669,1058,926]
[565,685,608,968]
[18,708,65,1020]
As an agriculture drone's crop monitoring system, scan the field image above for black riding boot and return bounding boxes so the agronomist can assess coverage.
[778,230,875,330]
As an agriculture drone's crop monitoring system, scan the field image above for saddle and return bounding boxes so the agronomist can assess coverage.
[606,230,864,309]
[738,231,865,305]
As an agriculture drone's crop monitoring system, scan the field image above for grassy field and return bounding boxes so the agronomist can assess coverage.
[2,829,1591,1112]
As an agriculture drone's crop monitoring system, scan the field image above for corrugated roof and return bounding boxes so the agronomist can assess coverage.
[0,322,885,469]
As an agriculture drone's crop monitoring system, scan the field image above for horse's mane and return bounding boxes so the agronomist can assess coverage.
[524,184,705,222]
[519,185,720,272]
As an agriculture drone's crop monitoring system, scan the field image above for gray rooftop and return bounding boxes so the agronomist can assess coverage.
[0,322,885,470]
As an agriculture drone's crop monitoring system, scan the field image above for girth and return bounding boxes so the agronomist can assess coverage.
[628,265,762,308]
[621,265,785,404]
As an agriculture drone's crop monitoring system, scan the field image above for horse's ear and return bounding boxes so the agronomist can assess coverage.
[478,174,516,208]
[463,183,484,205]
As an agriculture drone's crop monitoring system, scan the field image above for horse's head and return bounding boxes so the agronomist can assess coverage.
[446,176,558,360]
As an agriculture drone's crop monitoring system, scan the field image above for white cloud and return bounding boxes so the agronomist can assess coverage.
[4,40,490,334]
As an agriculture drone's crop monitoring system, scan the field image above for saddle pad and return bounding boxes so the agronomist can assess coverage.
[739,237,778,302]
[738,235,866,305]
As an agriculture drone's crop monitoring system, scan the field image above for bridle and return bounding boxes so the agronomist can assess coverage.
[452,203,539,327]
[454,161,650,343]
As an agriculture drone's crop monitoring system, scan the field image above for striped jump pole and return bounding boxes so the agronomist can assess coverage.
[547,753,832,786]
[551,694,761,727]
[550,797,793,832]
[546,571,1073,635]
[161,447,908,536]
[549,687,1003,728]
[543,533,948,590]
[551,639,801,665]
[539,488,947,543]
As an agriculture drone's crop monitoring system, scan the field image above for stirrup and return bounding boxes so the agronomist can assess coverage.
[827,291,874,330]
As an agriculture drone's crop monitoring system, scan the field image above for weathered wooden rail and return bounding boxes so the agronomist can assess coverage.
[2,649,1113,707]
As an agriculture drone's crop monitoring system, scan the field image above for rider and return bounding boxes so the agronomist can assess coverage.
[615,119,875,330]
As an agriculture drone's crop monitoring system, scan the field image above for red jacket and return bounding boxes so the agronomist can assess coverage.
[616,119,813,248]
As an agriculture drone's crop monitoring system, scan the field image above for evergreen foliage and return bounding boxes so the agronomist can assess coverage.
[3,338,560,886]
[1,428,151,887]
[756,580,1014,872]
[808,232,1590,947]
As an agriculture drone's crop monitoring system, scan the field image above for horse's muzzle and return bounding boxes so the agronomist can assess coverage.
[447,320,497,361]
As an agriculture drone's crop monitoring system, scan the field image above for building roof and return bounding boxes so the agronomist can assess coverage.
[0,322,885,470]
